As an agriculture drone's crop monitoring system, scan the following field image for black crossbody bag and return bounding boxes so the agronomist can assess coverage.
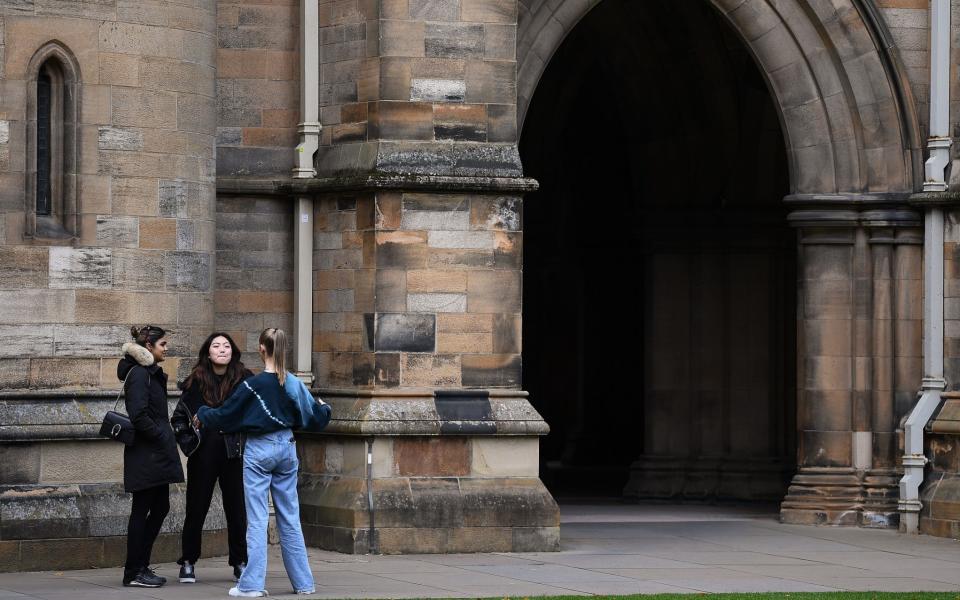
[98,369,137,445]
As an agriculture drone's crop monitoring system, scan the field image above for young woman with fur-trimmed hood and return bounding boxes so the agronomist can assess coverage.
[117,325,184,589]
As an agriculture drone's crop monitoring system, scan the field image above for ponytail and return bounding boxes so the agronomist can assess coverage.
[259,327,288,386]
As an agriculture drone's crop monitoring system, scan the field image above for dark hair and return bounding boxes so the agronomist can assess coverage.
[182,332,248,407]
[259,328,288,386]
[130,325,166,347]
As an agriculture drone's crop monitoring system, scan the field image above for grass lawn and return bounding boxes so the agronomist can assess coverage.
[482,595,960,600]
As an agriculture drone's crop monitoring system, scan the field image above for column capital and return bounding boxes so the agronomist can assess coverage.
[785,193,921,230]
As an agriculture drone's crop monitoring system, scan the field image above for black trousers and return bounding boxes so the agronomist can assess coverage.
[180,432,247,566]
[125,484,170,572]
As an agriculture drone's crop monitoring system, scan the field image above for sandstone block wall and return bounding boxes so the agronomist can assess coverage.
[216,0,299,177]
[311,191,522,389]
[316,0,520,175]
[0,1,217,387]
[214,195,295,368]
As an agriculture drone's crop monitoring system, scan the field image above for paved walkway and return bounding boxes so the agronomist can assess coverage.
[6,503,960,598]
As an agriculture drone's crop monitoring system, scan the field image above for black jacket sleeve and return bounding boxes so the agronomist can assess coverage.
[125,367,163,441]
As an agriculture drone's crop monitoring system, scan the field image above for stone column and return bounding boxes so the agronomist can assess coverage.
[863,221,922,526]
[781,204,921,527]
[781,215,862,525]
[288,0,559,553]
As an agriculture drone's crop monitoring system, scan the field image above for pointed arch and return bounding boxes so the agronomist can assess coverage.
[517,0,924,194]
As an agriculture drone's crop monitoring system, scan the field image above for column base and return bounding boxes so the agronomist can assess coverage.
[779,467,864,525]
[297,448,560,554]
[624,455,791,501]
[862,469,900,528]
[296,391,559,553]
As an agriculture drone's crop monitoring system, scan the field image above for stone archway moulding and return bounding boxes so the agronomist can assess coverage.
[517,0,924,195]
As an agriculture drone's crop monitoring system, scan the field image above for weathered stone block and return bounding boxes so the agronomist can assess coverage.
[425,23,484,59]
[111,177,159,217]
[410,78,465,102]
[376,231,428,268]
[407,292,467,313]
[380,20,425,57]
[492,313,520,353]
[461,354,520,387]
[40,441,124,484]
[461,0,516,22]
[427,230,494,249]
[0,444,40,484]
[438,313,492,333]
[111,87,177,129]
[470,195,520,230]
[96,215,139,247]
[471,438,537,476]
[0,247,48,288]
[164,251,212,292]
[368,313,436,352]
[409,0,459,20]
[0,290,75,324]
[406,270,467,293]
[99,52,139,86]
[97,126,143,152]
[437,332,491,353]
[483,23,516,60]
[374,269,406,311]
[29,358,100,388]
[401,353,460,387]
[375,352,401,386]
[48,247,112,289]
[394,437,470,476]
[53,325,129,357]
[111,249,165,290]
[467,270,520,312]
[369,101,433,140]
[0,359,29,389]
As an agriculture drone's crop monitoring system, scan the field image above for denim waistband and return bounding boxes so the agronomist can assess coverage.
[249,428,294,443]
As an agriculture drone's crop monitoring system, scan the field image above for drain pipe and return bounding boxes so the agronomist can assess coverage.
[366,437,378,554]
[292,0,320,381]
[899,0,951,534]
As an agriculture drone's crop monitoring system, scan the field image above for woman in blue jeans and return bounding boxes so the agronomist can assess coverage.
[196,328,332,597]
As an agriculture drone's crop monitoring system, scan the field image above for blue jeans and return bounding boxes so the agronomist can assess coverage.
[237,429,314,593]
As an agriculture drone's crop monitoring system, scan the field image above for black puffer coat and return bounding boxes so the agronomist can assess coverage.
[117,342,185,493]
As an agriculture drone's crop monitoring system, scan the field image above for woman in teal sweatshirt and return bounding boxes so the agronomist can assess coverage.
[196,328,331,598]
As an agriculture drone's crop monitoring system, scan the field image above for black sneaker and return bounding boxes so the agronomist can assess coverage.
[123,567,164,588]
[144,566,167,584]
[179,562,196,583]
[233,563,245,581]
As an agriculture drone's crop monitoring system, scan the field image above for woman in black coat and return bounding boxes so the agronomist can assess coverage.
[170,332,252,584]
[117,325,184,588]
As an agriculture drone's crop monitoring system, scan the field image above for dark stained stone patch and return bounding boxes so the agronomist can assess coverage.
[375,352,401,386]
[374,313,435,352]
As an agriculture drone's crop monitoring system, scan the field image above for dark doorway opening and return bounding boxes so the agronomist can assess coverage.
[520,0,797,500]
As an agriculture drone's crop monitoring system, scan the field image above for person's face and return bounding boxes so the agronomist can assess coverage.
[147,336,169,363]
[208,336,233,367]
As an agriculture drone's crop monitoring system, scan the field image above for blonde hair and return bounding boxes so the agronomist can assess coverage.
[259,327,288,386]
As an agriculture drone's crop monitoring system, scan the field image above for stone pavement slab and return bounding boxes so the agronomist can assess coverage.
[4,502,960,598]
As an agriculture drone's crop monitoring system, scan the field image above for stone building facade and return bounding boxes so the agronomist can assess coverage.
[2,0,960,572]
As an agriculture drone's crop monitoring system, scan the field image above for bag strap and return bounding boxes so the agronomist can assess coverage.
[114,365,150,412]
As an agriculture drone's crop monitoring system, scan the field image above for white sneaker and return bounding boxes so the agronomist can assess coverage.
[294,589,315,595]
[228,587,267,597]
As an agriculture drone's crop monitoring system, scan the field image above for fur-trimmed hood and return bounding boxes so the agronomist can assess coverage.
[122,342,155,367]
[118,342,156,382]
